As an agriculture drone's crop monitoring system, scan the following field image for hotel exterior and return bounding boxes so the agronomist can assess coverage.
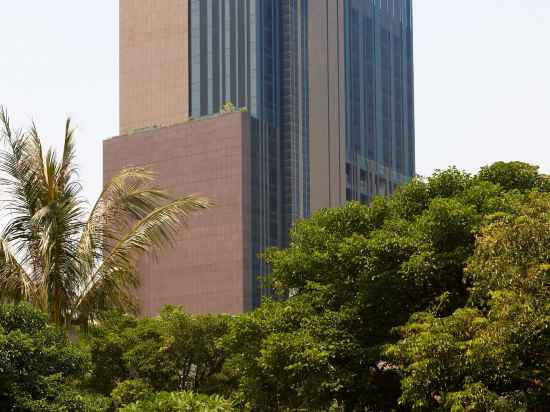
[104,0,415,315]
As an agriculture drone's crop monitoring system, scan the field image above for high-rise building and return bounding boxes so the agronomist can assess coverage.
[105,0,415,315]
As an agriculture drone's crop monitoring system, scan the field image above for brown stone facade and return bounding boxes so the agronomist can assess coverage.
[103,112,252,316]
[120,0,189,135]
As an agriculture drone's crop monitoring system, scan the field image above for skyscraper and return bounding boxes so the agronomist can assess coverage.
[105,0,415,314]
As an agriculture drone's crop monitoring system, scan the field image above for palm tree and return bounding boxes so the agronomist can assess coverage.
[0,108,209,325]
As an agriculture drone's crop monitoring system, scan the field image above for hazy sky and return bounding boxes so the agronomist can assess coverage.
[1,1,549,204]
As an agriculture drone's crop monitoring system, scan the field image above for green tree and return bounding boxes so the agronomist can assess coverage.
[83,311,136,394]
[226,163,548,411]
[222,297,352,411]
[111,379,154,409]
[84,307,231,395]
[385,192,550,411]
[0,108,209,325]
[477,161,541,192]
[118,391,233,412]
[0,302,104,411]
[158,306,233,394]
[122,316,180,391]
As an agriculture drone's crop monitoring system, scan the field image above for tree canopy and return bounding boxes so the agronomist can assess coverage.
[83,306,232,396]
[386,191,550,411]
[1,160,548,411]
[0,302,106,411]
[222,162,550,411]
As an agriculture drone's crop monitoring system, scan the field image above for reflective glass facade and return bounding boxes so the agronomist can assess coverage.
[279,0,310,244]
[190,0,309,306]
[344,0,415,202]
[190,0,280,123]
[189,0,415,306]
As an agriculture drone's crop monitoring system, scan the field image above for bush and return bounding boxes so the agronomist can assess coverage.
[84,307,231,394]
[0,303,91,411]
[118,391,233,412]
[78,393,113,412]
[111,379,154,408]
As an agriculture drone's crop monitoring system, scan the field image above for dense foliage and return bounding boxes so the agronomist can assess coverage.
[386,191,550,411]
[224,161,550,411]
[83,306,232,396]
[118,391,233,412]
[1,161,549,411]
[0,303,232,411]
[0,303,108,411]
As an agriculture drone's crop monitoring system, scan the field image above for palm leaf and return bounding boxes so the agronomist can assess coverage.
[75,195,210,321]
[0,108,44,276]
[0,107,211,325]
[0,237,34,303]
[76,167,169,283]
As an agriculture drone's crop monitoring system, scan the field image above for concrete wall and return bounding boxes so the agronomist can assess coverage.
[120,0,189,135]
[104,112,252,315]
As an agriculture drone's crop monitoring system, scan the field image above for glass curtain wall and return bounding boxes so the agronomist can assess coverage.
[189,0,414,306]
[189,0,309,306]
[279,0,310,245]
[344,0,415,202]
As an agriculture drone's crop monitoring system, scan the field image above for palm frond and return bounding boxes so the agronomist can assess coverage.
[0,106,20,144]
[75,195,210,321]
[75,167,163,278]
[0,108,44,276]
[1,108,211,325]
[58,118,77,185]
[0,109,86,323]
[83,167,159,238]
[0,237,34,303]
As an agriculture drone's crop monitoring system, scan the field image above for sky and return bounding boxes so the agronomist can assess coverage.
[0,1,549,204]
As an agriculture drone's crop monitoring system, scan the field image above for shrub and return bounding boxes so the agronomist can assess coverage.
[111,379,154,408]
[0,303,90,411]
[119,391,233,412]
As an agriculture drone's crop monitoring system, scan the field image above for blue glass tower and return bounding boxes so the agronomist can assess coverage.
[344,0,415,202]
[188,0,415,306]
